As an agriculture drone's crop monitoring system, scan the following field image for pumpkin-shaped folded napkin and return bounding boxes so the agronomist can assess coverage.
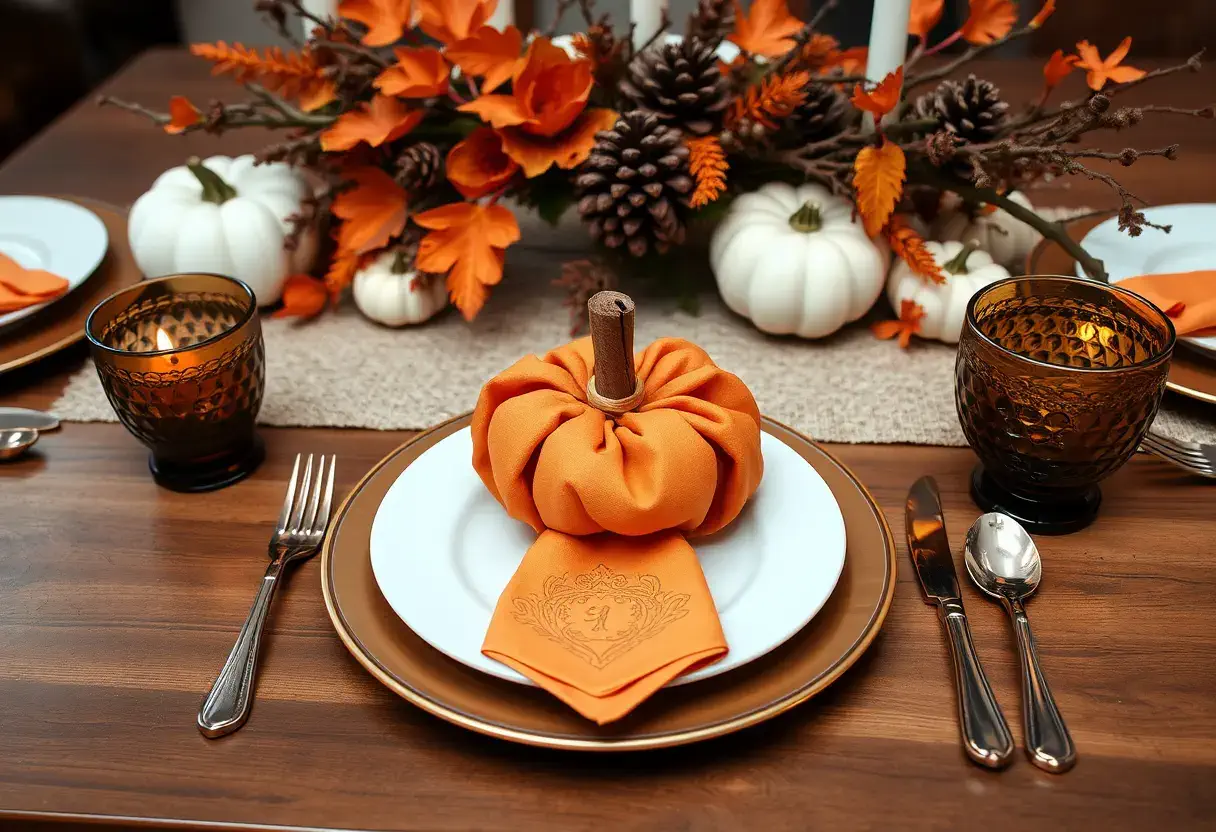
[1119,270,1216,337]
[471,294,763,723]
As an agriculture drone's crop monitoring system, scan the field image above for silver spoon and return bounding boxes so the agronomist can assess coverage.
[0,428,38,460]
[964,512,1077,774]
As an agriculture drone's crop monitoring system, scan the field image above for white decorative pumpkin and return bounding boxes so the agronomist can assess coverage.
[710,182,888,338]
[128,155,317,305]
[931,191,1038,268]
[886,240,1011,343]
[352,251,448,326]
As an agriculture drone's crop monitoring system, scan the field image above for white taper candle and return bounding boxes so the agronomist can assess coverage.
[487,0,515,29]
[300,0,339,40]
[864,0,913,83]
[631,0,668,53]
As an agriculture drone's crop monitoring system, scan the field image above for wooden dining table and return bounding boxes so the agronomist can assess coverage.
[0,48,1214,831]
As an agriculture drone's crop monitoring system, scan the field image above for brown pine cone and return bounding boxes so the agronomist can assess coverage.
[686,0,735,45]
[911,75,1009,143]
[394,143,442,193]
[576,111,694,258]
[618,37,729,136]
[790,80,856,144]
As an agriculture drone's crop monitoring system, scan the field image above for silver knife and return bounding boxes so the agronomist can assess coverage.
[907,476,1014,769]
[0,408,59,432]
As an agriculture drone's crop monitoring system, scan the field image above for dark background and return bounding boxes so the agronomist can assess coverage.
[1,0,1211,163]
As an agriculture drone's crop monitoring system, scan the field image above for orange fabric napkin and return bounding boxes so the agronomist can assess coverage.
[1120,271,1216,337]
[471,336,763,724]
[0,252,69,313]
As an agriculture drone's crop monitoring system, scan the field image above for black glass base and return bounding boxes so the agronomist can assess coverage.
[150,435,265,493]
[969,465,1101,535]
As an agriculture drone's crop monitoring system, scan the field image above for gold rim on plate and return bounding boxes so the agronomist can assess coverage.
[320,413,897,751]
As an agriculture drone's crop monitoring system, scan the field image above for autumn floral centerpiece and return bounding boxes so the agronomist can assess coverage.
[103,0,1209,335]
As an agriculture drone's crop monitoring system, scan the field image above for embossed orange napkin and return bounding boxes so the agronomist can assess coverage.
[0,252,69,313]
[471,336,763,724]
[1120,271,1216,337]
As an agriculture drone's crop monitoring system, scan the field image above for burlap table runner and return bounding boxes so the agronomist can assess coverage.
[51,251,1216,445]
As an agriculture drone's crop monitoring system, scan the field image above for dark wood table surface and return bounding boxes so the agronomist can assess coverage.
[1,49,1214,831]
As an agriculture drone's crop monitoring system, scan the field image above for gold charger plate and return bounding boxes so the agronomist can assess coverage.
[321,414,897,751]
[1028,213,1216,405]
[0,197,141,376]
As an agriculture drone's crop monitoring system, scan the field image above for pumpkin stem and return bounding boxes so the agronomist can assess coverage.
[391,249,411,275]
[788,201,822,233]
[943,240,981,275]
[186,157,238,205]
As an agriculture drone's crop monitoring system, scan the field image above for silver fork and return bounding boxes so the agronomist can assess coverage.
[198,453,337,738]
[1140,431,1216,478]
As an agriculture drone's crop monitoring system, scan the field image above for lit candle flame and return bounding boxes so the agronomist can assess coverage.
[154,327,174,351]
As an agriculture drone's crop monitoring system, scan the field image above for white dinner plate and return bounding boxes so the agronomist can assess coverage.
[1079,204,1216,358]
[370,427,847,687]
[0,196,109,331]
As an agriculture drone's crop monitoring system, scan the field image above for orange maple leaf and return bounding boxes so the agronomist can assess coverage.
[321,95,422,151]
[331,166,409,255]
[446,127,520,199]
[908,0,944,40]
[851,67,903,118]
[164,96,201,134]
[446,25,524,93]
[414,202,520,321]
[339,0,413,47]
[791,33,840,73]
[885,216,946,285]
[1043,49,1078,91]
[854,139,906,237]
[686,136,729,209]
[727,70,809,130]
[374,47,451,98]
[273,274,329,319]
[960,0,1017,45]
[1028,0,1056,29]
[1075,38,1146,91]
[190,42,336,111]
[821,46,868,77]
[417,0,496,45]
[727,0,804,59]
[871,299,925,348]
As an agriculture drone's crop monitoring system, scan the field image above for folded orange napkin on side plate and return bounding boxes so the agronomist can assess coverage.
[0,252,70,313]
[1119,270,1216,337]
[471,336,763,724]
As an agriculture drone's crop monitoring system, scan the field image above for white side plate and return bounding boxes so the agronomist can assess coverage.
[370,427,847,687]
[0,197,109,331]
[1079,204,1216,358]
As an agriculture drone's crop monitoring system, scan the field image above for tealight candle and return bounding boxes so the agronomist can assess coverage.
[86,273,266,492]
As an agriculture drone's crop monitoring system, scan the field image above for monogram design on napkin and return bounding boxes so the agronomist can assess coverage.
[511,564,690,670]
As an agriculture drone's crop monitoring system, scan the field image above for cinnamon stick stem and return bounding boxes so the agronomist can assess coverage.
[587,291,637,400]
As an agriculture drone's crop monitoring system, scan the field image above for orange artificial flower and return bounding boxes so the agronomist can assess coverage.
[854,139,906,236]
[417,0,496,45]
[727,70,809,130]
[446,25,524,93]
[320,95,423,151]
[273,274,329,319]
[727,0,803,58]
[458,37,618,177]
[338,0,413,47]
[686,136,728,208]
[374,47,451,98]
[446,127,520,199]
[871,299,926,348]
[415,202,520,320]
[885,216,945,284]
[1028,0,1056,29]
[908,0,944,40]
[164,95,201,134]
[1075,38,1146,90]
[851,67,903,118]
[324,249,364,298]
[1043,49,1078,91]
[331,166,409,255]
[960,0,1017,45]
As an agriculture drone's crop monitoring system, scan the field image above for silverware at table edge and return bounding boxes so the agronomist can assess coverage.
[0,428,38,460]
[1140,432,1216,479]
[906,476,1015,769]
[0,407,59,432]
[965,513,1077,774]
[198,453,337,738]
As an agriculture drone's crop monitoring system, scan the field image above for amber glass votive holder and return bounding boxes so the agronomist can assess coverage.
[956,275,1175,534]
[86,274,266,492]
